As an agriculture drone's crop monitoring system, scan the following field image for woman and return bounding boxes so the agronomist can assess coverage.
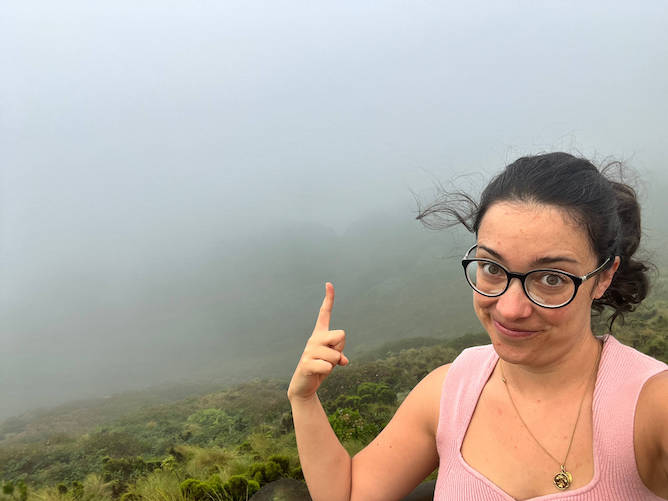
[288,153,668,501]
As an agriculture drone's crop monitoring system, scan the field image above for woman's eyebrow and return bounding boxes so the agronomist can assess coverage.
[477,244,579,267]
[477,244,504,261]
[532,255,579,266]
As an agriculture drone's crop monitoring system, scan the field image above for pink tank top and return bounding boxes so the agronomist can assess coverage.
[434,335,667,500]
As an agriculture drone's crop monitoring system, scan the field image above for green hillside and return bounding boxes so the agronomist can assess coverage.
[0,298,666,501]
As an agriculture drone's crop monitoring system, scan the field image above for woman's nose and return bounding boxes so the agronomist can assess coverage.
[495,278,533,319]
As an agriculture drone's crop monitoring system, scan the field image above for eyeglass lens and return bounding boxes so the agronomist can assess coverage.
[465,261,576,307]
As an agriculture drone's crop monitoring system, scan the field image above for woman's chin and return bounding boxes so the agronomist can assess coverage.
[487,324,547,363]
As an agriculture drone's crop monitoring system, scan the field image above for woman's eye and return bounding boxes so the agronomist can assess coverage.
[541,273,565,286]
[482,263,502,275]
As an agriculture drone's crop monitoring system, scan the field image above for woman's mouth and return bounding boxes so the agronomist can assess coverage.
[493,320,539,338]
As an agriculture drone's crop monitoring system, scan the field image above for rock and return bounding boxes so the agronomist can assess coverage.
[400,480,436,500]
[249,478,435,501]
[249,478,312,501]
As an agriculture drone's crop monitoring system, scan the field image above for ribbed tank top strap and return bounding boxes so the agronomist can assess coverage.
[435,344,500,498]
[590,335,667,500]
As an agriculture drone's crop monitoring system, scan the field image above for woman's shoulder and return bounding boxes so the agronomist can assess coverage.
[412,344,497,416]
[416,343,496,395]
[637,369,668,428]
[638,369,668,406]
[446,342,497,378]
[637,370,668,442]
[415,364,452,436]
[455,342,496,358]
[415,363,452,398]
[635,369,668,497]
[609,332,668,490]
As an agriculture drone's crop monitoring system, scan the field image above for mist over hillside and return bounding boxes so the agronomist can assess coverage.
[1,200,485,419]
[3,1,668,421]
[3,183,668,421]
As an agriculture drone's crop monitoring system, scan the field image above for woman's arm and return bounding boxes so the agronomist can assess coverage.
[291,362,448,501]
[288,283,351,500]
[288,283,448,501]
[290,393,353,501]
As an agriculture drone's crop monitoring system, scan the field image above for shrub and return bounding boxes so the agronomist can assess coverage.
[180,445,235,479]
[16,481,28,501]
[2,482,14,495]
[82,473,112,500]
[224,475,259,501]
[278,412,294,433]
[120,493,142,501]
[130,469,186,501]
[80,431,146,458]
[328,408,377,443]
[160,455,176,472]
[357,382,396,406]
[289,465,304,480]
[1,480,27,501]
[266,455,290,476]
[180,478,207,500]
[248,461,282,486]
[180,475,238,501]
[332,394,362,410]
[71,480,84,500]
[101,456,160,496]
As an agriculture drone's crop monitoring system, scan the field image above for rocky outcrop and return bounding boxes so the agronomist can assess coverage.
[250,478,436,501]
[249,478,312,501]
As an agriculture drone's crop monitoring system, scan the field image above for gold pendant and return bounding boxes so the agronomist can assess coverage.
[553,465,573,490]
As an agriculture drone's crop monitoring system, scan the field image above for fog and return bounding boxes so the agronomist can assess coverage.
[2,1,668,419]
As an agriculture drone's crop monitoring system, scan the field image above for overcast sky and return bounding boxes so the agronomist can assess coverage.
[1,1,667,418]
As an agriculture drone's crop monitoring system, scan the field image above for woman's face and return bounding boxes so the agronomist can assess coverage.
[473,201,617,366]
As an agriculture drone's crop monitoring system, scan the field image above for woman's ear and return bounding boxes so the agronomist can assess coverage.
[592,256,621,299]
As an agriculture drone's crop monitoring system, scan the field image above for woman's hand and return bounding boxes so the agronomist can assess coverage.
[288,282,349,402]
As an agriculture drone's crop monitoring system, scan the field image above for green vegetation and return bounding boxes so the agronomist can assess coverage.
[594,299,668,364]
[0,298,666,500]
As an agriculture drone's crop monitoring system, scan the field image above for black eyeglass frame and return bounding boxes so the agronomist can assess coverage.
[461,245,613,308]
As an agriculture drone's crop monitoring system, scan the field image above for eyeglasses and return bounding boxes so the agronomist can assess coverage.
[461,245,612,308]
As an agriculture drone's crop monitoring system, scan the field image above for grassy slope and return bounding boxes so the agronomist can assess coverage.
[0,294,665,500]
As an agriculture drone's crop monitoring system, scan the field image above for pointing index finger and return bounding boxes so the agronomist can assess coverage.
[315,282,334,330]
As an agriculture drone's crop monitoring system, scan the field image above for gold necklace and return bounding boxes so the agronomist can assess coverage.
[499,342,602,491]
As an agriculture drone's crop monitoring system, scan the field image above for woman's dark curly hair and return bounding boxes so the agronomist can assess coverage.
[416,152,651,329]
